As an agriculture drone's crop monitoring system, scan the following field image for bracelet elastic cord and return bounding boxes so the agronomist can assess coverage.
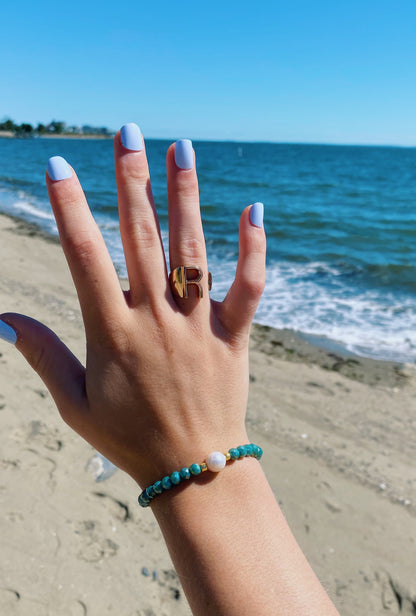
[138,443,263,508]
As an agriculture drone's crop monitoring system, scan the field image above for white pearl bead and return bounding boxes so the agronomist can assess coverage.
[206,451,227,472]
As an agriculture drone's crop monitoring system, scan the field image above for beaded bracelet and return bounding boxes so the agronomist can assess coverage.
[138,443,263,508]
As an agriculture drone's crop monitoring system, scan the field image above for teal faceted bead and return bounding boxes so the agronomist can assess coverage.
[229,448,240,460]
[153,480,163,494]
[180,467,191,480]
[161,476,172,490]
[190,463,202,475]
[139,492,150,504]
[238,445,248,457]
[145,486,156,499]
[138,494,150,507]
[170,471,181,485]
[245,444,254,456]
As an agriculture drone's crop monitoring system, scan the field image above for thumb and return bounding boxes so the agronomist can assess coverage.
[0,313,87,422]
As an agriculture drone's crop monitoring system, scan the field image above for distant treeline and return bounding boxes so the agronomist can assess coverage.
[0,118,112,136]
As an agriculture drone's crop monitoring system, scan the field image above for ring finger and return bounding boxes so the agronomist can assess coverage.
[167,140,209,311]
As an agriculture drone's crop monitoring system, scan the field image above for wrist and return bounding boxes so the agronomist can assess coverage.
[138,441,263,508]
[129,427,250,488]
[148,447,266,524]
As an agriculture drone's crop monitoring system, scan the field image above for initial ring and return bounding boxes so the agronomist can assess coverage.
[170,266,212,299]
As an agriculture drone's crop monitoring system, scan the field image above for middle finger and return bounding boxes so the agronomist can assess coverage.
[114,123,167,306]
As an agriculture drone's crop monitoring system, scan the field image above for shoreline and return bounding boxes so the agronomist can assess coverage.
[249,323,412,388]
[0,131,113,140]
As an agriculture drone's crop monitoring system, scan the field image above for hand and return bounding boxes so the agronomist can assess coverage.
[1,125,266,488]
[1,127,342,616]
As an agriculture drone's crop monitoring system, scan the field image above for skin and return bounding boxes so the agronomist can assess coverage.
[0,131,340,615]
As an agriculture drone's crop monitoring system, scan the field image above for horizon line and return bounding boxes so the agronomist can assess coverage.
[145,136,416,149]
[1,130,414,149]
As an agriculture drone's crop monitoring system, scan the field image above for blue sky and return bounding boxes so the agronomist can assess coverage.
[2,0,416,145]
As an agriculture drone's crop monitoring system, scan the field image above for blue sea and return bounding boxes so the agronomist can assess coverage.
[1,137,416,363]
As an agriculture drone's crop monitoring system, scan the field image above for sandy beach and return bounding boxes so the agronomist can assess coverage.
[0,212,415,615]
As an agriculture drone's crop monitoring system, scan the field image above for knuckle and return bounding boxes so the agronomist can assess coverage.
[128,218,158,251]
[27,343,50,376]
[243,272,265,300]
[118,158,149,185]
[64,232,100,267]
[126,168,148,186]
[178,236,205,261]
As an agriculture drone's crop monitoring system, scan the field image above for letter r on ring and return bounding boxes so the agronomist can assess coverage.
[171,266,204,298]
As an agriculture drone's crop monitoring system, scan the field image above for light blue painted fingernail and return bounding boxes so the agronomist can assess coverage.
[174,139,193,169]
[120,123,143,151]
[249,202,264,228]
[0,320,17,345]
[47,156,72,181]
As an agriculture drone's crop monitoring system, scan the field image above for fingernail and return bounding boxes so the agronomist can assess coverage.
[0,320,17,345]
[47,156,72,181]
[250,202,264,228]
[174,139,193,169]
[120,123,143,151]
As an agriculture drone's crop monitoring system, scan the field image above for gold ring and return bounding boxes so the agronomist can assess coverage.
[169,266,212,299]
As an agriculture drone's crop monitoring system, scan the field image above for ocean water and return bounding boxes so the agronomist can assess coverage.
[1,137,416,363]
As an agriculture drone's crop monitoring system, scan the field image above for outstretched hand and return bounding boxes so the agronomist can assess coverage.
[1,125,266,488]
[1,126,344,616]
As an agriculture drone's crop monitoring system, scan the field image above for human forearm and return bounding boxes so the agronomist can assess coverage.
[152,454,340,616]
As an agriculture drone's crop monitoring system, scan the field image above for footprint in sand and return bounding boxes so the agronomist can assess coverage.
[26,419,63,452]
[75,520,119,563]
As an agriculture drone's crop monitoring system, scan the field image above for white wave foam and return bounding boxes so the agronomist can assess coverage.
[17,199,56,222]
[256,262,416,362]
[0,187,57,234]
[204,257,416,362]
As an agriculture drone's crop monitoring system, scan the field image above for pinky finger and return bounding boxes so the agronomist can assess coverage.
[218,203,266,338]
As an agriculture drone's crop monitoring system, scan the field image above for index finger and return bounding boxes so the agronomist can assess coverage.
[46,156,127,338]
